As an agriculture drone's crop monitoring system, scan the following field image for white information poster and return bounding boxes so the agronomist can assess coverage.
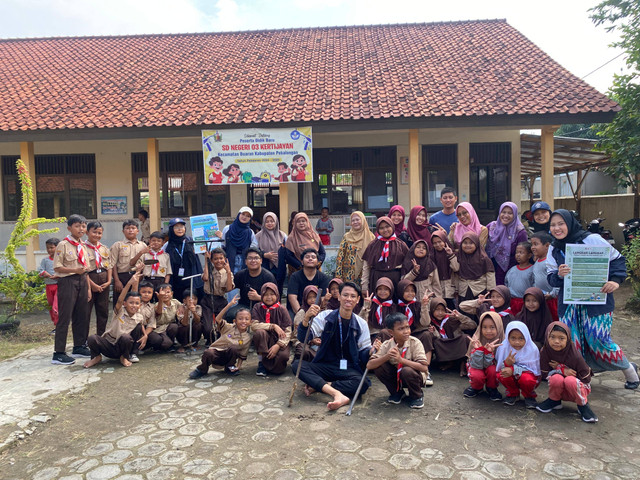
[563,244,611,305]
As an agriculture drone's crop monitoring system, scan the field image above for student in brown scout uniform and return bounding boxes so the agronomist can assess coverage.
[201,248,234,346]
[110,219,146,309]
[51,214,92,365]
[85,221,112,336]
[147,284,180,351]
[189,294,253,378]
[132,280,156,362]
[130,231,172,294]
[84,270,146,368]
[367,312,430,409]
[175,290,202,352]
[292,286,322,361]
[358,277,397,342]
[251,283,292,376]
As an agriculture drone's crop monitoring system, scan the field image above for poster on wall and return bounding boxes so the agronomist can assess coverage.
[101,196,127,215]
[202,127,313,185]
[400,156,409,185]
[563,244,611,305]
[189,213,221,254]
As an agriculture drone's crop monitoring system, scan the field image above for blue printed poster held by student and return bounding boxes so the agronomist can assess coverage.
[190,214,220,254]
[563,244,611,305]
[202,127,313,185]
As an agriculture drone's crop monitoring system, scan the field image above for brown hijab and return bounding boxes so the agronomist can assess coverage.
[430,230,454,281]
[255,212,286,268]
[428,296,459,338]
[456,232,494,280]
[367,277,397,329]
[252,282,291,328]
[362,216,408,271]
[326,278,343,310]
[516,287,554,344]
[540,321,591,383]
[401,239,436,282]
[285,212,321,260]
[466,311,505,357]
[477,286,513,318]
[301,285,319,312]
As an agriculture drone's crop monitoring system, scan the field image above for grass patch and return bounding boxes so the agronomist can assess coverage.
[0,322,52,361]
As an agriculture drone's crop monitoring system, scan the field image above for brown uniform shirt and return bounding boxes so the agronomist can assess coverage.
[142,251,172,278]
[110,238,146,274]
[155,298,181,334]
[204,267,234,296]
[85,242,111,272]
[139,302,156,328]
[53,238,90,278]
[210,321,252,361]
[177,304,203,325]
[370,336,428,383]
[103,308,143,345]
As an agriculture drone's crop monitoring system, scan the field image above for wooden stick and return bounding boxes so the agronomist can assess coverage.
[288,289,323,407]
[346,348,376,416]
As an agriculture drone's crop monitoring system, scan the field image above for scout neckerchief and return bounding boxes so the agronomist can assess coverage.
[261,302,280,324]
[66,236,87,267]
[86,242,104,269]
[490,305,513,317]
[396,345,409,391]
[372,296,393,325]
[377,233,397,262]
[398,298,416,326]
[432,315,449,338]
[149,249,161,275]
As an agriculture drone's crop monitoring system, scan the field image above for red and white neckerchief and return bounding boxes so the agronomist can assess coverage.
[490,305,513,317]
[149,249,161,275]
[433,316,449,338]
[372,297,393,325]
[261,302,280,324]
[85,242,103,269]
[398,299,416,326]
[396,346,409,391]
[377,233,397,262]
[66,236,87,267]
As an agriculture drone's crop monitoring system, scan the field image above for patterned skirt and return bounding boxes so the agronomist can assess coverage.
[562,304,629,373]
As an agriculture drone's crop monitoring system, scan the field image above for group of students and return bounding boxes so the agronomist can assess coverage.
[45,189,638,421]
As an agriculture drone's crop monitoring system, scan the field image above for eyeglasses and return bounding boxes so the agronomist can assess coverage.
[246,256,261,261]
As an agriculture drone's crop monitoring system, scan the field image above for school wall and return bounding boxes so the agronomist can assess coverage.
[0,126,522,261]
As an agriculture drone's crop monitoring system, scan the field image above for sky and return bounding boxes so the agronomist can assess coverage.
[0,0,628,94]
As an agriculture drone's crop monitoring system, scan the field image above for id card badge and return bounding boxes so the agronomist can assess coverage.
[178,267,185,277]
[339,359,348,370]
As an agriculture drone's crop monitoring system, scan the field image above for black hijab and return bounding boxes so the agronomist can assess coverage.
[167,223,203,279]
[550,209,589,253]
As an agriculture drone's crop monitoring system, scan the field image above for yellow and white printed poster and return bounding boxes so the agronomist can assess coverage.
[202,127,313,185]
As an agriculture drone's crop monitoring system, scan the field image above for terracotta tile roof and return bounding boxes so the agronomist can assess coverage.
[0,20,619,132]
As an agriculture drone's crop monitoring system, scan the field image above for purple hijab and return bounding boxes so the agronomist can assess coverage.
[486,202,525,272]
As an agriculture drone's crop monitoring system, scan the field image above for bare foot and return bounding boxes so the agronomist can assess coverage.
[327,393,350,411]
[177,347,185,353]
[83,355,102,369]
[120,356,132,367]
[304,385,316,397]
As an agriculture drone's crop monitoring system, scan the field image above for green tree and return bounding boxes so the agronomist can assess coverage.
[591,1,640,216]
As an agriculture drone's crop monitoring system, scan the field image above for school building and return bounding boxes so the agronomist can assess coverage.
[0,20,618,270]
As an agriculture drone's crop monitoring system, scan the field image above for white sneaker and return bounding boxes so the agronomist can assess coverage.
[130,354,140,363]
[424,373,433,387]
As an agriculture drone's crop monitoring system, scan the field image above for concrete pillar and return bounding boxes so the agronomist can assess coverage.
[408,129,421,207]
[279,183,290,223]
[20,141,37,271]
[511,136,522,211]
[147,138,161,231]
[457,142,470,203]
[540,127,555,210]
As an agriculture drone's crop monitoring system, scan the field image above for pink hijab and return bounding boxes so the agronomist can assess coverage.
[453,202,484,245]
[388,205,406,237]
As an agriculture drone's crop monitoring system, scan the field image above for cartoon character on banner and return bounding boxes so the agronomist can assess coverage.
[290,129,312,151]
[208,156,224,184]
[290,154,308,182]
[223,164,242,183]
[273,162,291,183]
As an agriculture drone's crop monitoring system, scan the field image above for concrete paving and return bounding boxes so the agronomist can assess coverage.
[0,310,639,479]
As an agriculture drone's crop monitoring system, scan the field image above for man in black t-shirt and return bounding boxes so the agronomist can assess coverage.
[233,247,276,311]
[287,248,330,317]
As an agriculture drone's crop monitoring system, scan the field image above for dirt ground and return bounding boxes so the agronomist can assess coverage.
[0,285,639,479]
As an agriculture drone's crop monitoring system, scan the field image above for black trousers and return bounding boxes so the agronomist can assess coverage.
[291,359,370,397]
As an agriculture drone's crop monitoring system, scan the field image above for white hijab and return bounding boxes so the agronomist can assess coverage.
[495,321,540,376]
